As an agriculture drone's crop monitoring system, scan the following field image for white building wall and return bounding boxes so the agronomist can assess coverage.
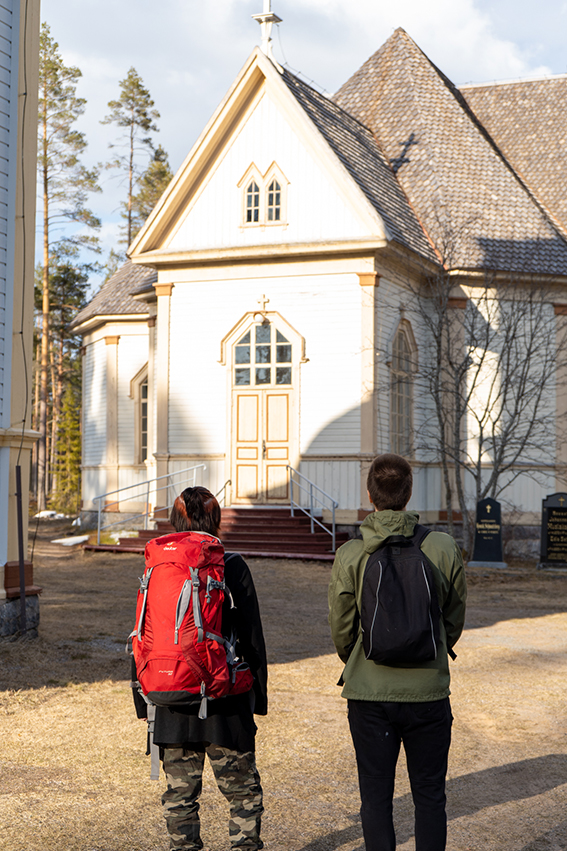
[83,339,106,466]
[117,332,148,466]
[166,92,371,253]
[167,271,361,456]
[0,0,16,428]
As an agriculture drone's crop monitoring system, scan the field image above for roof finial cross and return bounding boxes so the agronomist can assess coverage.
[252,0,282,61]
[258,294,270,312]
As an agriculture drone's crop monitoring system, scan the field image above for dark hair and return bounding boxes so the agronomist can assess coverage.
[367,454,412,511]
[170,486,221,536]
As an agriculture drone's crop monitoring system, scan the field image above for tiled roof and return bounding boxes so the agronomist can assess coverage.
[461,76,567,240]
[333,28,567,276]
[282,69,438,263]
[70,261,156,330]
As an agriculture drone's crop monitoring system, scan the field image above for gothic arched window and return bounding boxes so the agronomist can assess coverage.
[246,181,260,223]
[391,328,413,456]
[267,179,281,221]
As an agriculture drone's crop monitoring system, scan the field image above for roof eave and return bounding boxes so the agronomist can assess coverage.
[70,312,150,335]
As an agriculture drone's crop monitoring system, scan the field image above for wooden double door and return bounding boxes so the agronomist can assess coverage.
[232,389,291,503]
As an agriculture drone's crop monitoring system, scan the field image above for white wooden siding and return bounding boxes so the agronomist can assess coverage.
[0,0,14,425]
[117,333,148,466]
[83,339,106,465]
[298,459,360,510]
[167,272,362,458]
[166,92,371,253]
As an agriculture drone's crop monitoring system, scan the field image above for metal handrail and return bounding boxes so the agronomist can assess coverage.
[286,464,339,552]
[94,464,206,545]
[215,479,232,507]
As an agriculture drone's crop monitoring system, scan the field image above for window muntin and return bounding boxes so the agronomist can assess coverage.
[391,330,412,456]
[246,181,260,223]
[140,379,148,462]
[267,179,281,221]
[233,323,292,386]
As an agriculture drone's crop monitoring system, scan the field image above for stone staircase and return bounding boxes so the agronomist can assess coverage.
[84,506,351,560]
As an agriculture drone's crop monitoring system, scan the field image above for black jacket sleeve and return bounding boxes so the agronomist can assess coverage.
[223,553,268,715]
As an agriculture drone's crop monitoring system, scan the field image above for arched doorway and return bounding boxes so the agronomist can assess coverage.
[220,310,307,504]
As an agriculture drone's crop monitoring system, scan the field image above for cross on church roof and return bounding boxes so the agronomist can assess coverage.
[257,294,270,312]
[252,0,281,60]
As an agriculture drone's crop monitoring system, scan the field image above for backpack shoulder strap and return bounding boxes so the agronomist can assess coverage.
[412,524,431,548]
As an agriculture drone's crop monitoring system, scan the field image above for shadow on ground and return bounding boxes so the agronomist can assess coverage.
[295,754,567,851]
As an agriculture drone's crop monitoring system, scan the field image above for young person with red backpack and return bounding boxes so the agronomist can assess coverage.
[328,455,467,851]
[131,486,267,851]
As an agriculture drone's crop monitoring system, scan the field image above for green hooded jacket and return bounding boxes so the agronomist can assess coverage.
[328,510,467,702]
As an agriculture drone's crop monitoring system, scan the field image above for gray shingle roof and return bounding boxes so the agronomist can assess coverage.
[461,76,567,241]
[70,261,156,330]
[281,69,438,263]
[333,28,567,276]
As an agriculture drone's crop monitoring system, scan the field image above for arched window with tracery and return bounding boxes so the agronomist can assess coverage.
[267,179,281,221]
[391,327,413,456]
[246,181,260,223]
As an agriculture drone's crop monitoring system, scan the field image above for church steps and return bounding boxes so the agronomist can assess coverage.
[83,507,350,559]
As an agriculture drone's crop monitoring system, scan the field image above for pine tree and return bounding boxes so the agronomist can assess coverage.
[37,22,100,510]
[130,144,173,239]
[52,381,82,515]
[102,67,160,246]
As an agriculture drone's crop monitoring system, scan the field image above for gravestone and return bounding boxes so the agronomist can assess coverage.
[539,493,567,567]
[468,497,507,568]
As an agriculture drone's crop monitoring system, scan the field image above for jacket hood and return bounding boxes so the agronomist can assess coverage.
[360,510,420,553]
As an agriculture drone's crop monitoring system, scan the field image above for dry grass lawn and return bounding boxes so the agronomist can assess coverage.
[2,521,567,850]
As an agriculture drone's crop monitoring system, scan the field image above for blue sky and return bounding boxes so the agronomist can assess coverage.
[40,0,567,284]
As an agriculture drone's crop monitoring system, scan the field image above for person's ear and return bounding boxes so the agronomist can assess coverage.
[367,489,375,509]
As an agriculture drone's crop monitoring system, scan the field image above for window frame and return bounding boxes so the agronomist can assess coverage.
[130,363,149,466]
[389,323,416,457]
[238,162,288,228]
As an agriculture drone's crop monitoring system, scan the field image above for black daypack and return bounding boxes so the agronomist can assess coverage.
[361,524,441,665]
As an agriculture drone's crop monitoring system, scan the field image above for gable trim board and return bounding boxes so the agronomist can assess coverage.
[129,49,396,264]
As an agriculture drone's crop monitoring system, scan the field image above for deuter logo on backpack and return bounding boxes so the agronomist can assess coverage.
[129,531,253,718]
[361,524,441,665]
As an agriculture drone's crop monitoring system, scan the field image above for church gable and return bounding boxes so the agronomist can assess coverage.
[165,88,376,252]
[129,48,397,262]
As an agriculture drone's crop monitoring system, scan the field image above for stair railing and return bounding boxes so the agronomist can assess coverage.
[286,464,339,552]
[94,464,206,545]
[215,479,232,507]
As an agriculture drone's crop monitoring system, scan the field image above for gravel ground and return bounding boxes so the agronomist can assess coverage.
[1,522,567,850]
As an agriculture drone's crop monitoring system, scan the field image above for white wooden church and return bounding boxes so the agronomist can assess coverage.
[71,11,567,532]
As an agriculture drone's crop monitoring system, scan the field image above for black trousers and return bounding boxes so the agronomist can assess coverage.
[348,698,452,851]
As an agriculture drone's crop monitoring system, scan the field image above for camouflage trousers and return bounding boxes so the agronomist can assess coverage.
[162,744,264,851]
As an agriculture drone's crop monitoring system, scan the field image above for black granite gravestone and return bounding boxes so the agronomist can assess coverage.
[540,493,567,565]
[468,497,506,568]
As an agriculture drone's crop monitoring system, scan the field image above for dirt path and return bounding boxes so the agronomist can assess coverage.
[2,523,567,850]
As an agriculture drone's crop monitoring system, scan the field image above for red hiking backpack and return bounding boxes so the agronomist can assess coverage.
[130,531,254,719]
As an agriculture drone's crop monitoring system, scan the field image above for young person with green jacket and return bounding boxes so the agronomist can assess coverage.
[328,454,467,851]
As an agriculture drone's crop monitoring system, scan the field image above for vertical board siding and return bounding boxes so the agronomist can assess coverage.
[83,340,106,465]
[298,459,360,510]
[0,0,12,424]
[117,332,148,466]
[167,92,369,253]
[167,273,361,459]
[82,467,107,510]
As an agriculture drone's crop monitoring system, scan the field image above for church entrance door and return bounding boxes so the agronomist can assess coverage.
[232,389,290,503]
[230,320,295,504]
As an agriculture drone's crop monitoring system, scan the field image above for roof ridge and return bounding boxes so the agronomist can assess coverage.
[460,73,567,90]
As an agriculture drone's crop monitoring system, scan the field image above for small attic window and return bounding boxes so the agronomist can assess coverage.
[246,181,260,223]
[267,179,281,221]
[239,164,288,227]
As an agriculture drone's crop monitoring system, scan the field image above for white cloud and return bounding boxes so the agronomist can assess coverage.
[38,0,562,286]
